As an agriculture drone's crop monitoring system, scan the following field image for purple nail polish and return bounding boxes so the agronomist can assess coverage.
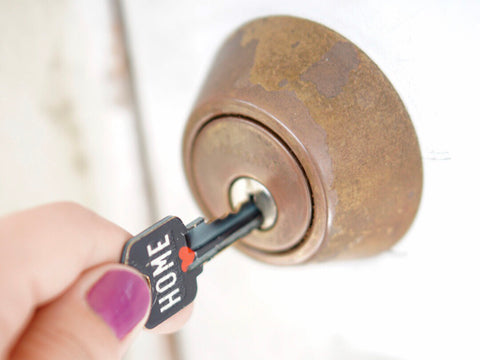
[87,269,151,339]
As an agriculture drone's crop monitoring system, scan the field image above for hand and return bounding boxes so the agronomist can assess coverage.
[0,202,192,360]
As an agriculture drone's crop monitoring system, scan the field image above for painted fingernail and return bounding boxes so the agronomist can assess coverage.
[87,269,151,340]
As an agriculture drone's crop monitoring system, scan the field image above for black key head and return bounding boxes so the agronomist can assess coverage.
[121,217,202,329]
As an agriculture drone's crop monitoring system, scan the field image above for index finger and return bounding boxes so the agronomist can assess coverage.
[0,202,130,354]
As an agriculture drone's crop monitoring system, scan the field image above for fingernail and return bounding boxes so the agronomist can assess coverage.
[87,269,151,340]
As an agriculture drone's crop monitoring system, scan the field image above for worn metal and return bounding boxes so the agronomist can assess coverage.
[183,16,423,265]
[188,116,312,253]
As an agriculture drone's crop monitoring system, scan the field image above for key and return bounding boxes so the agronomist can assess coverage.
[121,199,263,329]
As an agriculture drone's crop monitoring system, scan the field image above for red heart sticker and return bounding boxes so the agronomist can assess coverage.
[178,246,195,272]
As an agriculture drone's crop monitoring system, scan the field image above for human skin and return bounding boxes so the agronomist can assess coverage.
[0,202,193,360]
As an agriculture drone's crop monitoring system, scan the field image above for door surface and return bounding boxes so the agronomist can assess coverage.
[1,1,478,359]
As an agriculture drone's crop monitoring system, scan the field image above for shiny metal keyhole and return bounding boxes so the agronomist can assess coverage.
[229,176,278,231]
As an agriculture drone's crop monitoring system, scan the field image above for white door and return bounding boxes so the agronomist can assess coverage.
[2,1,478,359]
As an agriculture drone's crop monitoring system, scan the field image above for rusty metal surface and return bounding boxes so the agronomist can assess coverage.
[183,16,422,264]
[191,116,312,252]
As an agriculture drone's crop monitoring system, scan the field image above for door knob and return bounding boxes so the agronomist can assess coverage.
[182,16,422,265]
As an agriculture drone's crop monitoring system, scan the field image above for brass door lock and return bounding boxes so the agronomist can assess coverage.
[182,15,422,265]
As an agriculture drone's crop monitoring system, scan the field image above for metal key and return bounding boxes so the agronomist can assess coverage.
[121,199,263,329]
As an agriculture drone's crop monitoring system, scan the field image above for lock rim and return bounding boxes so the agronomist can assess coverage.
[183,100,330,265]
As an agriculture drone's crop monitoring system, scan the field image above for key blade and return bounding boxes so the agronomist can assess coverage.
[186,200,263,270]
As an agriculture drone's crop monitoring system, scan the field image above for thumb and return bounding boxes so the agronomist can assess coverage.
[10,264,151,360]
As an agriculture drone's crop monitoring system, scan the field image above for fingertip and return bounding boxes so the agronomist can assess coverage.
[9,264,152,360]
[151,303,194,334]
[86,267,151,340]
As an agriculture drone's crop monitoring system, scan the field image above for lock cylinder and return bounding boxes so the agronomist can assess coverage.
[182,16,422,265]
